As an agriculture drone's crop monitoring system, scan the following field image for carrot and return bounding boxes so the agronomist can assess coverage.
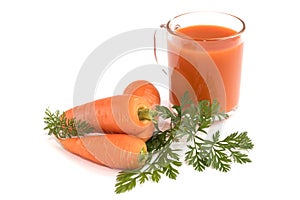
[123,80,161,107]
[123,80,161,140]
[64,94,154,141]
[59,134,147,169]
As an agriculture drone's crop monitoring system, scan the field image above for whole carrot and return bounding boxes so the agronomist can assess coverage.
[63,94,154,140]
[59,134,147,170]
[123,80,161,140]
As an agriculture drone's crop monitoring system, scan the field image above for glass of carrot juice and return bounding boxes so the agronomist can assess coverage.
[164,11,245,113]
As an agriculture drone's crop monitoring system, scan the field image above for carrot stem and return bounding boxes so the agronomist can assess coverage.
[138,107,152,121]
[138,147,148,164]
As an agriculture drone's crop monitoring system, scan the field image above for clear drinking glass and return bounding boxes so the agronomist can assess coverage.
[161,11,245,113]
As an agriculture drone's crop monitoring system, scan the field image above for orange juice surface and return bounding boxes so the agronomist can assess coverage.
[168,25,244,112]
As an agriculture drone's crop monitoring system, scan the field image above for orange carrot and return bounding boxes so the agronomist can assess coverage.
[59,134,147,169]
[64,94,154,141]
[123,80,160,141]
[123,80,161,107]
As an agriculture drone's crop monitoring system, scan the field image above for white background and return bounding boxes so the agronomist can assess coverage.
[1,0,299,199]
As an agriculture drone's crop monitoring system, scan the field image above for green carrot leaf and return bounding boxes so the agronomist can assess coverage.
[43,108,94,139]
[113,92,253,194]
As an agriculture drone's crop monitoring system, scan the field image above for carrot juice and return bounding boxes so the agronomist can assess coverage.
[167,24,244,112]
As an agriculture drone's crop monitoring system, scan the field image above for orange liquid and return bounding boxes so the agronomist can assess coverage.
[168,25,244,112]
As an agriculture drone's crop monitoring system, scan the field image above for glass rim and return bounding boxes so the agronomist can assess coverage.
[165,11,246,41]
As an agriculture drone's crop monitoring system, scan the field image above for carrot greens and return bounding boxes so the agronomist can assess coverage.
[44,109,94,139]
[115,93,254,193]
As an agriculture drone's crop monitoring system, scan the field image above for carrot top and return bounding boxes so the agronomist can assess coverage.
[44,109,95,139]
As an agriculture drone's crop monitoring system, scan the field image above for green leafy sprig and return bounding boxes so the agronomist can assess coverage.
[44,108,94,139]
[115,93,254,194]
